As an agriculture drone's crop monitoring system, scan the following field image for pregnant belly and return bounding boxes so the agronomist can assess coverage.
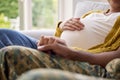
[60,28,103,49]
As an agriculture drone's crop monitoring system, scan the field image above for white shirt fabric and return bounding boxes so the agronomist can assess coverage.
[60,12,120,49]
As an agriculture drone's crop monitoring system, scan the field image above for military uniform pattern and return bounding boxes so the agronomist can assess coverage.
[0,46,112,80]
[105,58,120,79]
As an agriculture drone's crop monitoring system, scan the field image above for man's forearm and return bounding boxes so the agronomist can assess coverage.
[67,49,95,64]
[68,48,120,67]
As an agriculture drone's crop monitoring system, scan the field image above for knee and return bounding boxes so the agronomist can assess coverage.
[0,46,29,58]
[0,46,21,60]
[0,46,40,58]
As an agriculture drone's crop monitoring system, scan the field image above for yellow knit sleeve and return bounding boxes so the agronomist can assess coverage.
[54,21,63,37]
[70,47,88,52]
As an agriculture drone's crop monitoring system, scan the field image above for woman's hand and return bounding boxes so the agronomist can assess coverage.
[59,18,84,31]
[37,35,67,46]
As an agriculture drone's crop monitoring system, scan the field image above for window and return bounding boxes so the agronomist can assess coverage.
[19,0,58,30]
[0,0,58,30]
[0,0,19,30]
[19,0,74,30]
[32,0,58,29]
[0,0,73,30]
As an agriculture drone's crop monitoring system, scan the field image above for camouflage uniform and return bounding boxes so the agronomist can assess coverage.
[105,58,120,79]
[0,46,115,80]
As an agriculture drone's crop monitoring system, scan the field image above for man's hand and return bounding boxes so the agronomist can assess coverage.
[37,35,73,59]
[59,18,84,31]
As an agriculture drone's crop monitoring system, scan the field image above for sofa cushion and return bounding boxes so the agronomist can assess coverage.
[74,1,109,18]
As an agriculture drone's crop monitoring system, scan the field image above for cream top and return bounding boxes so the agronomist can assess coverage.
[60,12,120,49]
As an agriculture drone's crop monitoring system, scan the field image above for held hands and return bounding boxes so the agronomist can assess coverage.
[37,35,67,46]
[37,35,73,59]
[59,18,84,31]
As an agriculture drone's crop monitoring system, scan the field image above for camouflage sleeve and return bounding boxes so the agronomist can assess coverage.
[105,58,120,79]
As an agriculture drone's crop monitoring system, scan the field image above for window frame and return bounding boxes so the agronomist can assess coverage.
[19,0,100,30]
[18,0,32,30]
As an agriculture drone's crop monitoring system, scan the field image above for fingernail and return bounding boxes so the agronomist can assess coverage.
[37,46,44,49]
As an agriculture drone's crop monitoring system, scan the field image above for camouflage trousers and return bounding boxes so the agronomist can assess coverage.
[0,46,110,80]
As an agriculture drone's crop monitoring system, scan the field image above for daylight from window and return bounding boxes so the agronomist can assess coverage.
[0,0,58,30]
[32,0,58,29]
[0,0,19,30]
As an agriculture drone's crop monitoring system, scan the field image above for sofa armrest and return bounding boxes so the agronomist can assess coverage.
[21,29,55,40]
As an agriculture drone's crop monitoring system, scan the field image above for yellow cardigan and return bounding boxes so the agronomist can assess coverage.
[54,11,120,53]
